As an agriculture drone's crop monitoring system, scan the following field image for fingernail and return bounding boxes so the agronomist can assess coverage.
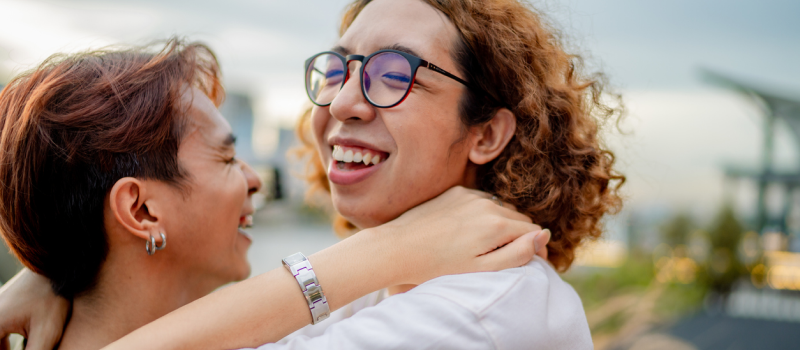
[533,229,551,252]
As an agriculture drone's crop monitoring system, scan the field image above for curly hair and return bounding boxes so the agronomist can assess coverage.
[296,0,625,272]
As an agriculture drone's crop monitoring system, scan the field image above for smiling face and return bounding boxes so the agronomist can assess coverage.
[312,0,476,228]
[154,88,261,287]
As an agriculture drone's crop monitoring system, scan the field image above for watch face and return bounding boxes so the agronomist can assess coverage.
[283,252,307,267]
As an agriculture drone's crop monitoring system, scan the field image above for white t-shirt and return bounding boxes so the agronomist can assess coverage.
[248,256,592,350]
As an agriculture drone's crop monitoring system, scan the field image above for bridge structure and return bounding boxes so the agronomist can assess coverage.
[703,70,800,238]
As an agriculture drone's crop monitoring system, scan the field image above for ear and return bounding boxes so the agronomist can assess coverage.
[468,108,516,165]
[108,178,163,243]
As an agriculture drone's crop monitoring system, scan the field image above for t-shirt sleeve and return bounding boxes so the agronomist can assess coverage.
[245,293,495,350]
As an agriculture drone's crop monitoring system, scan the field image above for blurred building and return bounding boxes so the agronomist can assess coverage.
[268,128,311,203]
[704,71,800,244]
[220,92,258,164]
[704,72,800,298]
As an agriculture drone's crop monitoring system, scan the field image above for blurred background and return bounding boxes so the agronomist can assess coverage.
[0,0,799,349]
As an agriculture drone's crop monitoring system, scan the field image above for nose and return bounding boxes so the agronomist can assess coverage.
[329,60,376,123]
[240,161,262,197]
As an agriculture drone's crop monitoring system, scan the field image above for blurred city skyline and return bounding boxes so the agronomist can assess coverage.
[0,0,798,217]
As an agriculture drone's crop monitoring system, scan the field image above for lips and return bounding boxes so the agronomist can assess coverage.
[238,214,253,241]
[327,141,390,186]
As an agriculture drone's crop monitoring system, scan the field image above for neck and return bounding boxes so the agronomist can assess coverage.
[58,247,216,350]
[368,176,480,298]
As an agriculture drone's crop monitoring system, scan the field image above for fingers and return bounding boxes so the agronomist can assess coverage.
[496,205,532,224]
[449,187,529,222]
[534,229,551,260]
[478,230,538,271]
[24,318,63,350]
[478,228,552,272]
[19,296,69,350]
[475,194,531,224]
[488,218,541,249]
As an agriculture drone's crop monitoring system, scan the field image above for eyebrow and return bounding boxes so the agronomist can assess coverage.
[331,45,351,56]
[379,44,424,60]
[330,44,425,60]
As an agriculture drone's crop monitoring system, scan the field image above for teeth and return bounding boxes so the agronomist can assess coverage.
[241,215,253,228]
[331,145,385,165]
[333,146,344,161]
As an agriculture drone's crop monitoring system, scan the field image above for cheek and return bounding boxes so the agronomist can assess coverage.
[399,133,467,197]
[217,171,248,219]
[184,171,247,242]
[379,105,469,202]
[393,104,467,174]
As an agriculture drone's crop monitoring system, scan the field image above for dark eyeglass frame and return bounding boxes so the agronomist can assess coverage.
[305,49,473,109]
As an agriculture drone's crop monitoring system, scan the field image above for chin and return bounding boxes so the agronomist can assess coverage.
[229,261,252,282]
[332,193,404,230]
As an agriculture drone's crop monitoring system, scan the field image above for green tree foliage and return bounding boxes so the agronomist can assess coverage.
[704,205,744,294]
[661,212,694,247]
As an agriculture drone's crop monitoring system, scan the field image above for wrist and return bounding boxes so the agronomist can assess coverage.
[358,225,407,285]
[357,224,419,286]
[306,226,400,310]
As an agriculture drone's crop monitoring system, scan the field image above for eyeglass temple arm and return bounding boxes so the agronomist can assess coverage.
[422,61,504,107]
[422,61,471,88]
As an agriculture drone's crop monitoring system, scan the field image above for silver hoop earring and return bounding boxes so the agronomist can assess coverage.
[145,232,167,256]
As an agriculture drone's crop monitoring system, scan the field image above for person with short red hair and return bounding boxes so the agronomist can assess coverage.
[0,37,544,350]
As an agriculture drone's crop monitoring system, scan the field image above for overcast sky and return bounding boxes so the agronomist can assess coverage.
[0,0,798,216]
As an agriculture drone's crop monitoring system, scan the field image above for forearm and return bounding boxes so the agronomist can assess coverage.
[103,227,397,350]
[7,187,542,350]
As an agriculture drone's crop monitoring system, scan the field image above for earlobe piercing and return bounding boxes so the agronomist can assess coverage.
[145,232,167,256]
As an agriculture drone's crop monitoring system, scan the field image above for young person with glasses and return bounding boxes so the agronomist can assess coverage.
[0,38,544,350]
[3,0,623,349]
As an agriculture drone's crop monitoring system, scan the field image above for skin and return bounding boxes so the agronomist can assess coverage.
[57,87,262,350]
[313,0,519,294]
[0,82,545,349]
[0,2,551,347]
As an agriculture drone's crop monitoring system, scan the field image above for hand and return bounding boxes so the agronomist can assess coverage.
[0,269,70,350]
[373,186,549,285]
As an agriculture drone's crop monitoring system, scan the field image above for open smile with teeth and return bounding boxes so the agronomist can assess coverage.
[332,145,388,167]
[238,215,254,240]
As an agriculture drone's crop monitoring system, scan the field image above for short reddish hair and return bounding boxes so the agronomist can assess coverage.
[0,38,224,297]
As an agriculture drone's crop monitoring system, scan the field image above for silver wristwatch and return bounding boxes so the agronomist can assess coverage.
[282,252,330,324]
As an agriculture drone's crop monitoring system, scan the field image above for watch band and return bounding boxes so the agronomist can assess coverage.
[282,252,330,324]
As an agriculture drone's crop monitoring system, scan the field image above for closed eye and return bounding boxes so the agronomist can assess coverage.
[326,70,345,85]
[326,69,344,79]
[383,73,410,83]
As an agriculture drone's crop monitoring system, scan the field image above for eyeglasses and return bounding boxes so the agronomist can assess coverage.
[304,49,471,108]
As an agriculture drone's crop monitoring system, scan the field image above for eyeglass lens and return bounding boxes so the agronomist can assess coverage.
[306,53,345,106]
[306,52,414,107]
